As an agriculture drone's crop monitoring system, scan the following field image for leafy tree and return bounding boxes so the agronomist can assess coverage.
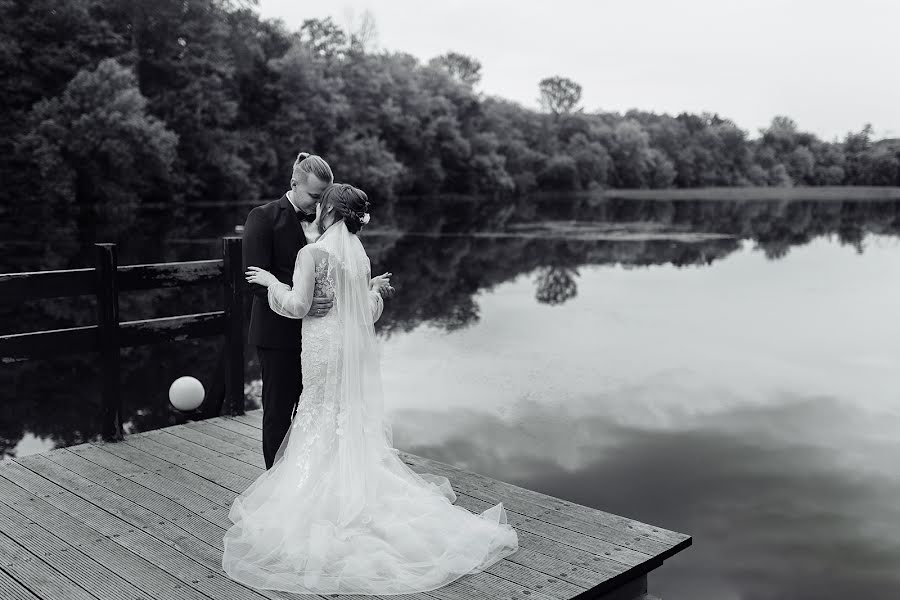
[1,0,898,214]
[538,76,582,114]
[15,58,177,217]
[429,52,482,86]
[537,155,579,190]
[300,17,348,59]
[566,133,610,188]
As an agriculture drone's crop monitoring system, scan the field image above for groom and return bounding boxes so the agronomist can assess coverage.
[243,152,335,469]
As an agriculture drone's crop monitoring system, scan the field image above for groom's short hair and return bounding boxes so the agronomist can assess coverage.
[292,152,334,185]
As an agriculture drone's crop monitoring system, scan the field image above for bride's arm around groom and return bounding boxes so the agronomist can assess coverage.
[245,250,393,323]
[247,247,317,320]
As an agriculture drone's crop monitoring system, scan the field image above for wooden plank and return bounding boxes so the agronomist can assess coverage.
[71,440,251,502]
[115,436,256,491]
[0,530,100,600]
[86,429,605,600]
[0,267,94,301]
[0,460,310,600]
[138,429,262,480]
[446,495,651,567]
[39,446,447,600]
[0,259,224,301]
[402,456,672,558]
[117,260,222,292]
[428,572,561,600]
[43,448,231,518]
[465,484,671,555]
[0,494,206,600]
[14,457,332,600]
[165,424,264,468]
[178,422,662,575]
[20,452,228,544]
[453,494,655,599]
[0,411,688,600]
[0,464,238,600]
[229,411,263,428]
[484,558,583,598]
[494,544,620,589]
[421,579,490,600]
[98,435,595,600]
[511,528,628,580]
[125,432,253,491]
[128,426,653,600]
[0,567,42,600]
[222,236,245,416]
[0,501,148,600]
[401,452,690,552]
[95,242,122,442]
[65,442,247,520]
[0,326,98,363]
[180,420,262,452]
[177,418,649,588]
[205,416,261,439]
[119,312,225,347]
[12,452,506,600]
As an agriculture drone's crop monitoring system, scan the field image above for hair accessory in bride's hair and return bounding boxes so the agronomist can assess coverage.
[361,213,371,225]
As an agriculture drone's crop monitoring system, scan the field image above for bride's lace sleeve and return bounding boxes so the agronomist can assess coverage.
[267,246,316,319]
[369,288,384,323]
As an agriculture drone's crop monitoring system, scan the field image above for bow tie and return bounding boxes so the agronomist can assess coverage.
[296,209,316,224]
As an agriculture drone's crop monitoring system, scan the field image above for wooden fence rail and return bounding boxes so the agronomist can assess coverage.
[0,237,246,440]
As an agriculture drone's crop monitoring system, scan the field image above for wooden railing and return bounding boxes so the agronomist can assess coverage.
[0,237,245,441]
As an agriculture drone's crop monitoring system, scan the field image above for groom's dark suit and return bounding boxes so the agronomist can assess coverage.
[243,193,313,469]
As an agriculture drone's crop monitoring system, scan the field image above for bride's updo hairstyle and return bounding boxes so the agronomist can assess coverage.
[321,183,371,234]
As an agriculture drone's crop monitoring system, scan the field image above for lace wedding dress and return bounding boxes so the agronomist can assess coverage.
[222,219,518,595]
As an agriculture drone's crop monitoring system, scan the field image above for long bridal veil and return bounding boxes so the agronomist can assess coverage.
[276,218,393,526]
[222,220,518,595]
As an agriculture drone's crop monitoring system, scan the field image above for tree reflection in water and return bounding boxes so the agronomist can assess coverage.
[1,193,899,456]
[535,267,579,305]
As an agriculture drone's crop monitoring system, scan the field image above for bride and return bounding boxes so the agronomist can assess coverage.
[225,182,518,595]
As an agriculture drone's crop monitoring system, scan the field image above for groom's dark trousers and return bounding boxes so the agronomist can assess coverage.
[243,194,308,470]
[256,346,302,469]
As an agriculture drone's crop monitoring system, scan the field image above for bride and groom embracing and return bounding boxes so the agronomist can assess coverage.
[223,152,519,595]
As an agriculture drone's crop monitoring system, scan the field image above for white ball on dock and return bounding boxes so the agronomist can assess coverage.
[169,376,205,411]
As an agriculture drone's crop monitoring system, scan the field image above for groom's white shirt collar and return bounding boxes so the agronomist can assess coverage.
[285,189,301,212]
[286,189,321,244]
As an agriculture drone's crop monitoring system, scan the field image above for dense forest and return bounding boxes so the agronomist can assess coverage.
[2,0,900,219]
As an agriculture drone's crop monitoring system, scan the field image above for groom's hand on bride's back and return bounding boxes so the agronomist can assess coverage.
[308,294,334,318]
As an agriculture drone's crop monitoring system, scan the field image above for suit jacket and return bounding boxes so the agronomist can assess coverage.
[243,193,312,349]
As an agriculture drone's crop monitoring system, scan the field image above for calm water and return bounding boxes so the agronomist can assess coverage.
[2,192,900,599]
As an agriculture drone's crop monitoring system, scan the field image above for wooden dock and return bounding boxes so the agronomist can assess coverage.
[0,410,691,600]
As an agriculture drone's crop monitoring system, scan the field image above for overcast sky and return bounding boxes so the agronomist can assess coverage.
[256,0,899,141]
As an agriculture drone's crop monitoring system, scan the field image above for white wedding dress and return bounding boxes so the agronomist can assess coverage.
[222,219,518,595]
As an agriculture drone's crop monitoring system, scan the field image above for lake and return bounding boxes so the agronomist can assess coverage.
[2,189,900,599]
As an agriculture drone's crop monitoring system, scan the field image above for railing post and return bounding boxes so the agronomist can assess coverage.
[95,243,122,441]
[223,236,245,416]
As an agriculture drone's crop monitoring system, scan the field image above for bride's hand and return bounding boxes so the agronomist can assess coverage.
[245,266,279,288]
[370,272,395,299]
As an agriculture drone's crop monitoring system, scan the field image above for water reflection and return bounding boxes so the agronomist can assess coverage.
[3,193,900,598]
[380,239,900,599]
[2,195,899,455]
[394,397,900,600]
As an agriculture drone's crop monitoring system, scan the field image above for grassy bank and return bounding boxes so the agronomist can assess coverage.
[593,186,900,202]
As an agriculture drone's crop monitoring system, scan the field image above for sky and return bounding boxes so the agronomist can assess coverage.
[256,0,899,141]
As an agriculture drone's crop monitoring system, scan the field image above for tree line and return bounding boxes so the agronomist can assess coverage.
[2,0,899,220]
